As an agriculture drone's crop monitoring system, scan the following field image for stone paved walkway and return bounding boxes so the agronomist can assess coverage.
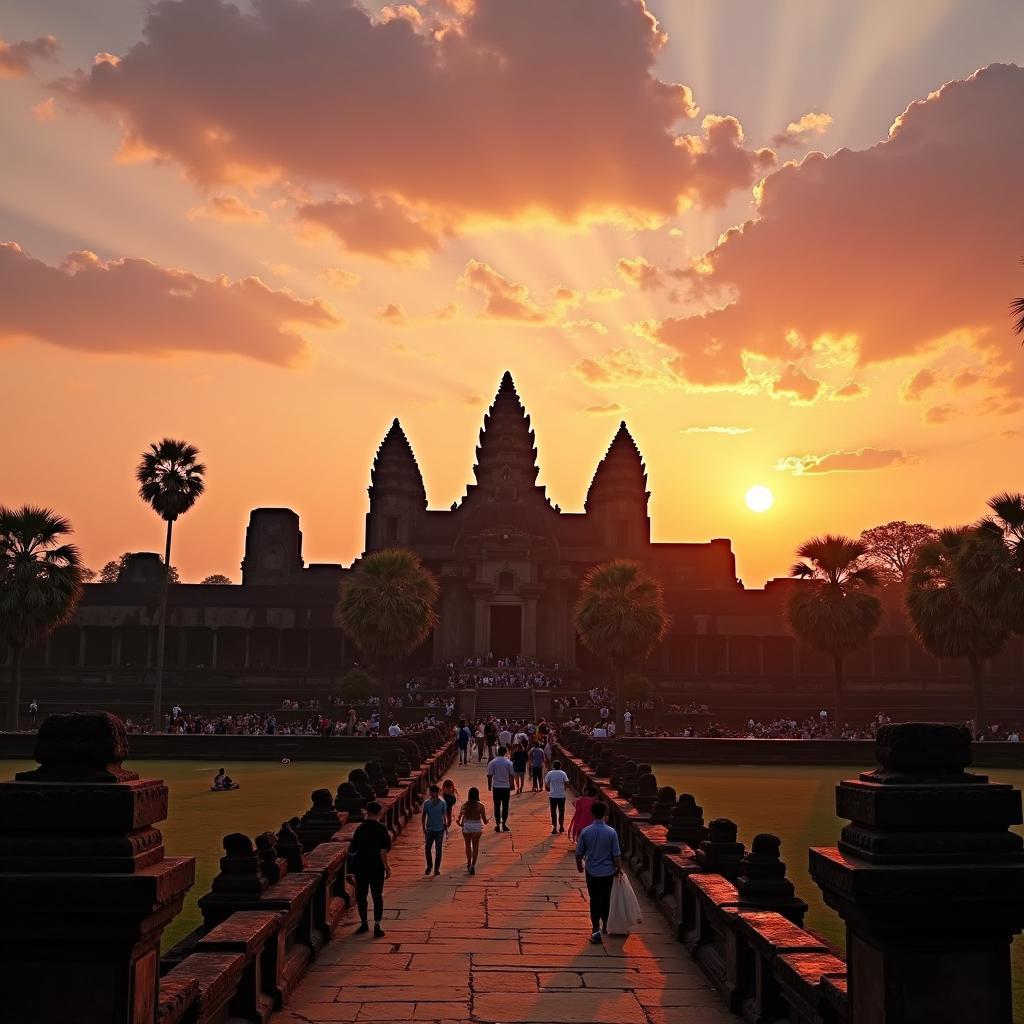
[273,762,736,1024]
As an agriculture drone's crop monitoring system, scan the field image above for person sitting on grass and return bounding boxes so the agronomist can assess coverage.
[212,768,239,791]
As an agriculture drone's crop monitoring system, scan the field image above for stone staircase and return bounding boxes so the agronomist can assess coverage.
[474,687,536,723]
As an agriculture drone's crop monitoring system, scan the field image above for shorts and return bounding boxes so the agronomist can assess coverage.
[462,820,483,834]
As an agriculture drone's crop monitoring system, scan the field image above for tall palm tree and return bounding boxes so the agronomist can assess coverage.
[906,528,1008,736]
[335,548,439,690]
[0,506,84,731]
[136,439,206,729]
[958,492,1024,636]
[787,535,882,730]
[573,560,668,735]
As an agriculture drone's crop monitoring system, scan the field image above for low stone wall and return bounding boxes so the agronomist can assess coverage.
[557,723,1024,1024]
[0,714,456,1024]
[0,732,437,762]
[603,736,1024,767]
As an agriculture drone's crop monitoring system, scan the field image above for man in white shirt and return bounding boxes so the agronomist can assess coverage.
[486,746,515,833]
[623,709,633,735]
[387,721,403,737]
[513,728,528,747]
[498,725,512,748]
[544,760,570,835]
[592,724,608,739]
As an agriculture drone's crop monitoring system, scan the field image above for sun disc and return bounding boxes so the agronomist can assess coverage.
[745,485,774,513]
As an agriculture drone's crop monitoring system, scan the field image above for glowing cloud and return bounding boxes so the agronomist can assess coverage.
[458,260,579,324]
[775,447,915,476]
[684,425,752,435]
[772,111,834,147]
[0,241,339,365]
[297,196,441,262]
[59,0,773,234]
[187,194,268,224]
[0,35,58,79]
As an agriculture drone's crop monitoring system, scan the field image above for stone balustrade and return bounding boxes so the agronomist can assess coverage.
[0,713,455,1024]
[558,722,1024,1024]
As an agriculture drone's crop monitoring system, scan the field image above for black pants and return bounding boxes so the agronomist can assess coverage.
[355,873,385,923]
[530,766,543,788]
[549,797,566,829]
[492,787,510,825]
[585,873,614,932]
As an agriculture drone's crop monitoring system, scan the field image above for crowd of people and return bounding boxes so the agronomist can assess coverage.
[444,655,563,689]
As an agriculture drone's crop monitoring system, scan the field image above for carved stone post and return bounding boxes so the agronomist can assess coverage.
[810,722,1024,1024]
[0,712,195,1024]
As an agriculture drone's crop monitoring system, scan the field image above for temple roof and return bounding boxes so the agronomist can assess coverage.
[585,420,649,509]
[369,418,426,503]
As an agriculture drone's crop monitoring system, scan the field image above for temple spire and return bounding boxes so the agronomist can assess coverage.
[585,420,649,511]
[369,418,426,505]
[472,371,540,488]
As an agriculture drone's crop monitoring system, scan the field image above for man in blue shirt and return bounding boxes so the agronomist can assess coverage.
[457,720,472,765]
[575,801,622,944]
[422,785,448,876]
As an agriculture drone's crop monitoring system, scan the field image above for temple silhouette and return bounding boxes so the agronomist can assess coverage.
[5,371,1021,720]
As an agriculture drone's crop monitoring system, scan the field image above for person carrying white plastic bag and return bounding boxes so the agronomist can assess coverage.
[575,800,624,945]
[606,872,643,935]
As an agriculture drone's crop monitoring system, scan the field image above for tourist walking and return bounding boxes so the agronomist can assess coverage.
[348,800,391,937]
[528,742,545,792]
[575,801,622,944]
[511,743,528,794]
[422,785,447,876]
[457,786,489,874]
[475,724,486,762]
[568,784,597,842]
[457,720,471,765]
[441,778,459,832]
[486,746,515,832]
[545,760,569,834]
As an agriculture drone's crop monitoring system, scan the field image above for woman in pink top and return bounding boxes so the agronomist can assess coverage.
[567,784,598,842]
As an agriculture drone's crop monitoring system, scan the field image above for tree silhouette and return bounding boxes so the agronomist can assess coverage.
[573,560,668,734]
[136,439,205,728]
[201,574,232,585]
[0,506,84,730]
[958,492,1024,636]
[98,553,179,584]
[787,535,882,729]
[858,521,937,583]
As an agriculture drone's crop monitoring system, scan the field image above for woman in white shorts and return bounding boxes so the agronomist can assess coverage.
[457,786,489,875]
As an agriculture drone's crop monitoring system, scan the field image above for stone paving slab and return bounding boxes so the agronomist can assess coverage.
[270,761,734,1024]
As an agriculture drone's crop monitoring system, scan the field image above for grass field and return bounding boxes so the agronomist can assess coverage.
[1,758,357,950]
[654,763,1024,1016]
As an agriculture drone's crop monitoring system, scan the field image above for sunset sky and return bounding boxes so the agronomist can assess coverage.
[2,0,1022,587]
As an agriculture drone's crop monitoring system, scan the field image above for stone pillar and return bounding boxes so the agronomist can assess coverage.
[810,722,1024,1024]
[211,629,219,669]
[243,630,251,669]
[0,712,195,1023]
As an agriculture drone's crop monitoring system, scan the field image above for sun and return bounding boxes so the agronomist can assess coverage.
[745,485,774,513]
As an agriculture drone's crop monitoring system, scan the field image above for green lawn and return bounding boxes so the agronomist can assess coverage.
[1,758,358,950]
[654,762,1024,1017]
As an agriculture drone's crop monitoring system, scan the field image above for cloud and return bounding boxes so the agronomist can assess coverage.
[562,319,608,338]
[617,256,665,291]
[771,363,823,404]
[297,196,441,262]
[318,267,361,291]
[772,111,833,147]
[458,259,579,323]
[376,303,409,327]
[0,241,338,365]
[830,380,869,401]
[188,194,268,224]
[464,393,486,408]
[59,0,773,236]
[684,425,752,435]
[0,35,58,79]
[901,366,938,402]
[775,447,915,476]
[641,65,1024,401]
[952,367,983,390]
[434,302,458,321]
[924,403,958,424]
[583,401,624,415]
[31,97,56,122]
[574,347,663,386]
[586,286,625,303]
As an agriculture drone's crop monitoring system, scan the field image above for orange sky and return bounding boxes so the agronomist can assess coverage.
[1,1,1022,586]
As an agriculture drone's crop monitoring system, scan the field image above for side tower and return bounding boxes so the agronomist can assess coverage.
[585,421,651,550]
[241,508,303,585]
[365,418,427,551]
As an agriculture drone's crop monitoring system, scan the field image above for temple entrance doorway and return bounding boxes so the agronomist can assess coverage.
[489,604,522,660]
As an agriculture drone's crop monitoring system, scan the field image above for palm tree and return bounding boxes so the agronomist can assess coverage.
[573,560,668,735]
[958,492,1024,636]
[136,439,206,729]
[787,535,882,730]
[906,528,1008,736]
[0,506,84,731]
[335,548,439,690]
